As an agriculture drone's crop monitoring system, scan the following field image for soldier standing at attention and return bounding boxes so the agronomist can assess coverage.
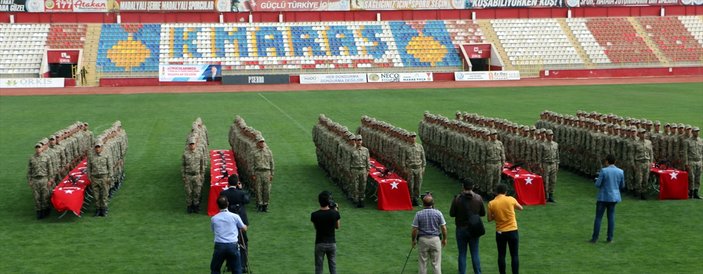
[350,135,370,208]
[252,136,274,212]
[88,141,113,217]
[182,137,205,213]
[404,132,426,206]
[542,130,559,203]
[28,140,54,219]
[485,131,505,198]
[683,127,702,199]
[634,129,653,200]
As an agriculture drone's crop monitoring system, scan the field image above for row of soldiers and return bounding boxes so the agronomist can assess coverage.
[27,122,93,219]
[87,121,128,217]
[229,116,275,212]
[536,110,701,199]
[313,115,370,207]
[358,116,425,206]
[457,112,560,202]
[418,112,504,198]
[182,118,209,214]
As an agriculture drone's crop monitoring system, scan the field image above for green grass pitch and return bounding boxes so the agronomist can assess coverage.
[1,82,702,273]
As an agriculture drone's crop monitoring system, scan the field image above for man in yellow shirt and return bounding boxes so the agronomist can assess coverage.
[488,183,523,274]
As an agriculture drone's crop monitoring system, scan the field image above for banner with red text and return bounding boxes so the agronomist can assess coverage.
[352,0,465,10]
[467,0,563,8]
[564,0,682,7]
[30,0,108,11]
[223,0,349,12]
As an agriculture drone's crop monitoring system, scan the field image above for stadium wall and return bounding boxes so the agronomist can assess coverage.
[540,67,703,79]
[4,6,703,23]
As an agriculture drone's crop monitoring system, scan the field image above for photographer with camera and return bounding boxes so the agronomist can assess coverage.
[411,192,447,274]
[221,175,251,273]
[311,191,341,274]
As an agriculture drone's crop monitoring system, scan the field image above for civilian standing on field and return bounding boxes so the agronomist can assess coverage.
[487,183,523,274]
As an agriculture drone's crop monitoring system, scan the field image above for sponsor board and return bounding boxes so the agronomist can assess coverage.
[0,0,28,11]
[367,72,433,83]
[0,78,64,88]
[300,73,367,84]
[47,50,80,64]
[230,0,348,12]
[468,0,563,8]
[352,0,464,10]
[159,64,221,82]
[454,71,521,81]
[222,74,290,85]
[118,0,214,11]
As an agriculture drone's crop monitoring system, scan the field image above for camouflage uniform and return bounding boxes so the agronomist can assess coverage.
[182,138,205,213]
[252,137,274,212]
[28,141,53,219]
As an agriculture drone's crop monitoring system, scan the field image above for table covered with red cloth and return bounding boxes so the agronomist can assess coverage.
[51,159,90,216]
[369,158,413,211]
[208,150,238,216]
[651,164,688,200]
[502,163,545,206]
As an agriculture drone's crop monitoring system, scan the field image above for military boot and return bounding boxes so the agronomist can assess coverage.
[694,189,701,199]
[356,200,364,208]
[411,198,419,207]
[43,208,51,217]
[547,193,556,203]
[101,208,108,217]
[262,204,269,213]
[690,190,694,199]
[187,205,193,213]
[94,208,101,217]
[193,204,200,213]
[37,210,44,220]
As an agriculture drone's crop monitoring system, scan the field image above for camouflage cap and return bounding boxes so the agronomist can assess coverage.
[654,120,661,125]
[94,141,103,147]
[546,129,554,135]
[188,137,196,144]
[693,127,700,132]
[256,135,265,142]
[354,135,363,140]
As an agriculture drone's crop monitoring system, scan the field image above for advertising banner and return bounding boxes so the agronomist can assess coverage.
[223,0,348,12]
[47,50,80,64]
[564,0,680,6]
[0,78,64,88]
[468,0,563,8]
[352,0,465,10]
[159,64,221,82]
[367,72,433,83]
[118,0,214,11]
[462,44,491,59]
[43,0,73,11]
[300,73,367,84]
[222,74,290,85]
[0,0,28,12]
[454,71,521,81]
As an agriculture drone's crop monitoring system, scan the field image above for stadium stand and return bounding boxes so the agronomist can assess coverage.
[566,18,611,65]
[638,16,703,64]
[96,24,161,74]
[47,24,87,49]
[491,18,584,67]
[585,17,660,65]
[0,24,49,77]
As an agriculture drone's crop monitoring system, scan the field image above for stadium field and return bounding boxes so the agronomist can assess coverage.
[1,82,702,273]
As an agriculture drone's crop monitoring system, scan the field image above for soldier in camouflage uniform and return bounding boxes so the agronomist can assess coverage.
[28,140,54,219]
[683,127,702,199]
[541,130,559,203]
[252,136,274,212]
[403,132,426,206]
[634,129,653,200]
[350,135,370,208]
[88,141,113,217]
[182,137,205,213]
[485,131,505,197]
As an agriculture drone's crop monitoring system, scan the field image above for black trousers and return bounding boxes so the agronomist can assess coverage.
[495,230,519,274]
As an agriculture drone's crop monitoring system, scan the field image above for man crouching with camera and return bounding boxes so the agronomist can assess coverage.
[311,191,340,274]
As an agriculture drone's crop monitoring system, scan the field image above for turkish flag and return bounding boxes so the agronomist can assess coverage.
[51,159,91,216]
[651,166,688,200]
[503,163,546,206]
[369,158,413,211]
[208,149,239,216]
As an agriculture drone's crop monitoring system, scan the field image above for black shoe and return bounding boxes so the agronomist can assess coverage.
[547,194,556,203]
[37,210,44,220]
[94,209,102,217]
[606,239,613,244]
[356,201,364,208]
[100,208,107,217]
[640,193,647,200]
[411,198,419,207]
[694,189,701,199]
[43,208,51,217]
[262,205,268,212]
[689,190,693,199]
[242,267,248,273]
[193,204,200,213]
[257,205,263,212]
[588,239,597,244]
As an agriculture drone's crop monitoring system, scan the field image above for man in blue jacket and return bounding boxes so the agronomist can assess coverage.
[590,154,625,243]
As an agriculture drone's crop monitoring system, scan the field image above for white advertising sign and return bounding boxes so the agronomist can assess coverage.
[300,73,367,84]
[159,64,221,82]
[454,71,521,81]
[367,72,433,83]
[0,78,64,88]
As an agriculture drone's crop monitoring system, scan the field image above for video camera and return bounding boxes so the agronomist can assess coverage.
[420,191,432,200]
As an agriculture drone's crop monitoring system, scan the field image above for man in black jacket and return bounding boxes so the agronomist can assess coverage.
[449,181,486,274]
[221,174,251,273]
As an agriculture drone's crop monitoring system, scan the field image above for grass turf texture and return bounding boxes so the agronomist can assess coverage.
[1,82,702,274]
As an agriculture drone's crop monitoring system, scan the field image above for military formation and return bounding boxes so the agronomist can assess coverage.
[229,115,275,212]
[182,118,209,214]
[358,116,425,206]
[536,110,701,199]
[457,112,560,202]
[87,121,128,217]
[419,112,504,198]
[27,122,93,219]
[313,115,370,207]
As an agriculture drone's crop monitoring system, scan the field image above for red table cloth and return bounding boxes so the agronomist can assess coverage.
[502,163,546,206]
[51,159,91,216]
[369,158,413,211]
[651,164,689,200]
[208,150,239,216]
